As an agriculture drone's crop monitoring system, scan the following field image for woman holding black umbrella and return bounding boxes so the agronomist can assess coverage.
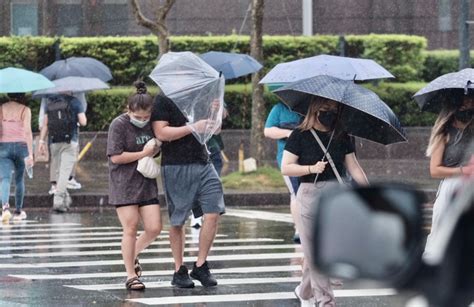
[281,96,369,307]
[424,93,474,260]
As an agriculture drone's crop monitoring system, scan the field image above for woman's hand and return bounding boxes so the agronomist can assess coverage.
[25,155,34,167]
[141,144,156,157]
[310,161,328,174]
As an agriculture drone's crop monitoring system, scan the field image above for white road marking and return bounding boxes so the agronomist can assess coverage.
[0,252,303,269]
[0,223,80,228]
[0,238,281,251]
[1,244,299,258]
[128,289,397,305]
[226,208,293,223]
[0,226,123,233]
[11,265,302,280]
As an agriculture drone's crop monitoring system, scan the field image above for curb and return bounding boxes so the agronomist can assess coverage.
[23,189,436,209]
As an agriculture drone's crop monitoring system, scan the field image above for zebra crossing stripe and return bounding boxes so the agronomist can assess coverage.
[225,209,293,223]
[65,276,302,290]
[11,265,302,280]
[0,233,226,245]
[0,223,80,228]
[127,289,397,305]
[0,252,303,269]
[1,244,299,258]
[0,238,282,251]
[0,226,123,233]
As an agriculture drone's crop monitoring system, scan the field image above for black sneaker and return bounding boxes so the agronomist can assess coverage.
[171,265,195,288]
[190,261,218,287]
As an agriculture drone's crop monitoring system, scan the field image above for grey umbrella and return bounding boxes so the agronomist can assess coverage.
[413,68,474,112]
[40,57,112,82]
[260,54,394,84]
[32,76,109,96]
[273,75,407,145]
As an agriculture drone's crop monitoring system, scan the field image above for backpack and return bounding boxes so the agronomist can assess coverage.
[46,96,76,144]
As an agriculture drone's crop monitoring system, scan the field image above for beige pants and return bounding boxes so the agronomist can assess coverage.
[49,142,77,207]
[297,182,338,307]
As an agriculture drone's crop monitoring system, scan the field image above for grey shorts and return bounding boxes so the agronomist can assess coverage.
[162,163,225,226]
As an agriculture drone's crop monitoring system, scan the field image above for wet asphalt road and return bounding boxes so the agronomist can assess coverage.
[0,207,420,307]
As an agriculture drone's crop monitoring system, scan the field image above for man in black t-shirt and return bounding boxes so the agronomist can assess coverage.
[151,95,225,288]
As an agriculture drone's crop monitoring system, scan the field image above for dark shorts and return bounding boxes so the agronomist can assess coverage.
[162,163,225,226]
[113,198,160,208]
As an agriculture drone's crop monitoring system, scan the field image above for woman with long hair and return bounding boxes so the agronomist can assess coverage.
[0,93,33,222]
[107,81,162,290]
[281,97,369,307]
[424,93,474,260]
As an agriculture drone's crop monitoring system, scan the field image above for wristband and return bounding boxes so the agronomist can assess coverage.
[308,165,312,174]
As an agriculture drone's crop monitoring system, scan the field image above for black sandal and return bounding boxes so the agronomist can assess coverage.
[134,257,142,277]
[125,276,145,291]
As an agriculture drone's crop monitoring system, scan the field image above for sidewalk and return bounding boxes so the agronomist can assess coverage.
[21,159,438,209]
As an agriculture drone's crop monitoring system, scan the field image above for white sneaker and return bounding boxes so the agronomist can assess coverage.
[2,205,12,223]
[294,285,316,307]
[67,178,82,190]
[48,184,57,195]
[13,211,27,221]
[190,215,202,229]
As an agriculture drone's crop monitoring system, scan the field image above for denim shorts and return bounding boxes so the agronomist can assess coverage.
[162,163,225,226]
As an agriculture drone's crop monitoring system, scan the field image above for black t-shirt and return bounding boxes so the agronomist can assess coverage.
[284,128,355,183]
[151,95,209,165]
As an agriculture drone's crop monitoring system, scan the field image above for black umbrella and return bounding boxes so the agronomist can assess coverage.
[413,68,474,112]
[273,75,407,145]
[40,57,112,82]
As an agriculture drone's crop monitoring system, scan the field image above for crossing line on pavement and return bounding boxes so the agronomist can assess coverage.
[65,276,302,290]
[0,226,123,233]
[226,208,294,223]
[0,244,299,259]
[10,264,302,280]
[0,238,282,251]
[0,252,303,269]
[127,289,397,305]
[0,223,81,228]
[0,233,226,245]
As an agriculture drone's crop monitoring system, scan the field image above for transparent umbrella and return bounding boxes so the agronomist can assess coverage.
[149,51,225,145]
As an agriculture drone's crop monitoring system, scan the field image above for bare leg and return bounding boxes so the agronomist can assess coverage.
[135,205,162,256]
[196,213,219,266]
[116,205,140,279]
[169,225,185,271]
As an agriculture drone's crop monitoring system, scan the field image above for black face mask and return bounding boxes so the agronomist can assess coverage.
[318,111,338,128]
[454,109,473,123]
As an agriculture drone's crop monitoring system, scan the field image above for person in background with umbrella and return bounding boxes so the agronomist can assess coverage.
[38,92,87,213]
[281,97,369,307]
[264,85,303,244]
[107,81,162,291]
[423,91,474,261]
[0,93,34,222]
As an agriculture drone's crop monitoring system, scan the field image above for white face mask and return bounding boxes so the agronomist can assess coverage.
[130,117,149,128]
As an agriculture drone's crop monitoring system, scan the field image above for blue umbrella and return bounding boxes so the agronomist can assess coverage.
[200,51,263,79]
[260,54,394,84]
[40,57,112,82]
[0,67,55,93]
[413,68,474,112]
[273,75,406,145]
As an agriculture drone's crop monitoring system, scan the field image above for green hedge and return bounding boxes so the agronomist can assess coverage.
[422,50,474,82]
[0,34,426,85]
[1,81,435,132]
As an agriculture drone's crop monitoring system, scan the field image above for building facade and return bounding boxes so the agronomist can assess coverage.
[0,0,471,49]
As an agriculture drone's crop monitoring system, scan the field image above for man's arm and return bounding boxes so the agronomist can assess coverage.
[152,120,192,142]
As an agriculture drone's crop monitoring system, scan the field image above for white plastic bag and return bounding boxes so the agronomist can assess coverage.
[137,139,161,179]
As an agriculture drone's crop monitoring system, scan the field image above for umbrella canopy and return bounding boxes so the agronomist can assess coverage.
[260,54,394,84]
[200,51,263,79]
[413,68,474,112]
[40,57,112,82]
[0,67,55,93]
[149,51,225,145]
[32,76,109,96]
[273,75,407,145]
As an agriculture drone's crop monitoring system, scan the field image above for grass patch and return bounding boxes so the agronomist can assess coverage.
[221,166,286,190]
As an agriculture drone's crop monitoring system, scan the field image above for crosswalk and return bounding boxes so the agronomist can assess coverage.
[0,209,400,306]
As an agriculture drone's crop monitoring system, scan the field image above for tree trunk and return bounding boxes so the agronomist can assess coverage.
[249,0,265,163]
